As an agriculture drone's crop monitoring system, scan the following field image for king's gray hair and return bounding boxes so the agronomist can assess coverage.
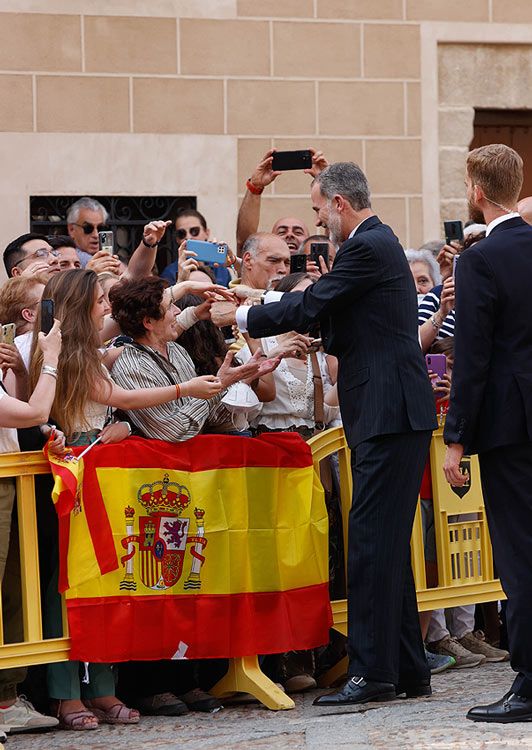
[314,162,371,211]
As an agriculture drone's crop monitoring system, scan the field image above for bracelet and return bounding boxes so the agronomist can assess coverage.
[430,314,442,332]
[41,364,58,379]
[246,178,264,195]
[175,383,181,400]
[123,421,132,437]
[142,237,159,249]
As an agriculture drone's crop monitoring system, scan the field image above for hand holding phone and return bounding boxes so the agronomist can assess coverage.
[309,242,329,270]
[271,150,312,172]
[186,240,228,266]
[98,230,114,256]
[443,220,464,246]
[425,353,447,381]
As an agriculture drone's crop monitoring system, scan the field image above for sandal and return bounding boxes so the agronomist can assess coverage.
[55,702,99,731]
[84,700,140,725]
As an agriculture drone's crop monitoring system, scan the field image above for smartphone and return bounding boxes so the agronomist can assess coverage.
[271,149,312,172]
[425,353,447,380]
[443,220,464,246]
[452,254,460,278]
[310,242,329,270]
[290,254,307,273]
[186,239,228,265]
[41,299,55,335]
[98,230,114,255]
[1,323,15,345]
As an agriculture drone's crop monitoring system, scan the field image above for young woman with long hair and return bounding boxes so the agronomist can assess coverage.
[29,270,225,731]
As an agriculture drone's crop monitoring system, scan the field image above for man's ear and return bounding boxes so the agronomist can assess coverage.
[242,251,253,270]
[21,307,35,323]
[205,228,211,240]
[10,266,21,277]
[474,184,484,203]
[66,223,75,239]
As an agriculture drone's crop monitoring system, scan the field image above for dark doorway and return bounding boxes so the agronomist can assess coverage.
[470,109,532,198]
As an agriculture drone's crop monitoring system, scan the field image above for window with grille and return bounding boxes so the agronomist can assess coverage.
[30,195,196,273]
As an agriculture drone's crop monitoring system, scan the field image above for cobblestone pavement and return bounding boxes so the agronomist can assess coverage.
[7,663,532,749]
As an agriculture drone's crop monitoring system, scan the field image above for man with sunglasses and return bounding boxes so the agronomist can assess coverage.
[66,196,108,267]
[3,233,60,279]
[161,208,231,287]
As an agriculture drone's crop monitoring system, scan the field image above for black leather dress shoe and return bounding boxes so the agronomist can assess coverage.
[395,678,432,698]
[313,676,396,706]
[467,692,532,723]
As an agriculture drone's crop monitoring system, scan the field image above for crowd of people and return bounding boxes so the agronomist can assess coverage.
[0,144,526,735]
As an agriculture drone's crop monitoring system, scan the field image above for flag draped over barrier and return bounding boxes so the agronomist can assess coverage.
[46,434,332,662]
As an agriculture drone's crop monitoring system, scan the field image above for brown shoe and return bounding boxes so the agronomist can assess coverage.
[426,635,485,669]
[458,630,510,663]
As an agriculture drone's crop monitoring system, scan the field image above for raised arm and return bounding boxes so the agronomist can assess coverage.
[0,321,62,428]
[124,220,172,281]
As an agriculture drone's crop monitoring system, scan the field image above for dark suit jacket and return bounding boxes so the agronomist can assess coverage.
[444,215,532,455]
[247,216,437,448]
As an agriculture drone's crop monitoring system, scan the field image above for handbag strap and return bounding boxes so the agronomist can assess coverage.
[310,352,325,431]
[128,342,178,388]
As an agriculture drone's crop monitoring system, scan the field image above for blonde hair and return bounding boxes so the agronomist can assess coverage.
[467,143,523,207]
[29,270,111,438]
[0,274,48,333]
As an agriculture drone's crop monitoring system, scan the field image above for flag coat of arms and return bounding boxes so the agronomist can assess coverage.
[46,433,332,662]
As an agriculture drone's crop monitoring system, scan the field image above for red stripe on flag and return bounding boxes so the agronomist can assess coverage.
[66,583,332,661]
[78,458,119,579]
[76,433,312,474]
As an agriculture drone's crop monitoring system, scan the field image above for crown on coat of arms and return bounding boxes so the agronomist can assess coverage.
[137,473,191,515]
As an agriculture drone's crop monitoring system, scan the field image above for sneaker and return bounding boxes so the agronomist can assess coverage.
[134,692,188,716]
[424,647,456,674]
[179,688,222,713]
[0,695,59,733]
[426,635,486,669]
[283,673,317,693]
[459,630,510,663]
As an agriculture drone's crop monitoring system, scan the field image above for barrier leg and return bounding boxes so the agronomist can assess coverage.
[317,655,348,688]
[211,656,295,711]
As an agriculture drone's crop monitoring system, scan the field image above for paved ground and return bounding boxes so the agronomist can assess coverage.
[6,663,532,749]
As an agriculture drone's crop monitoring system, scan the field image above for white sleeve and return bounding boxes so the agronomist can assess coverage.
[235,306,250,333]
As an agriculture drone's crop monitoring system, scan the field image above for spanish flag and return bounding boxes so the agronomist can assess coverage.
[46,434,332,662]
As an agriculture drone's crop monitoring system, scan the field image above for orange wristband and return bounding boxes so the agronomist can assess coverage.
[175,383,181,399]
[246,178,264,195]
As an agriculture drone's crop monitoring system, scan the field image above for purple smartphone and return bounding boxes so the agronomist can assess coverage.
[425,353,446,380]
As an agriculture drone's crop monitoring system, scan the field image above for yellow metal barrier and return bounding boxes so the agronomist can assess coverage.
[308,425,505,687]
[0,431,506,711]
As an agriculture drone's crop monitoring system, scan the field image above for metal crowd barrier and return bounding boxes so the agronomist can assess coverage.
[0,430,506,713]
[308,425,505,687]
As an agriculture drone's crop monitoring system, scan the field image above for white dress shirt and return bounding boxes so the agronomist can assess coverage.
[485,211,520,236]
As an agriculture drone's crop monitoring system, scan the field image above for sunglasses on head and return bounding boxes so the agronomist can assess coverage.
[73,222,106,235]
[176,226,202,241]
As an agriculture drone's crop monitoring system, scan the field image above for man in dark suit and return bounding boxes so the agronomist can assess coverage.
[217,162,437,704]
[444,143,532,723]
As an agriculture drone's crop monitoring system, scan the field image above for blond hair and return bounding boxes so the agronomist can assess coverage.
[0,274,48,333]
[467,144,523,207]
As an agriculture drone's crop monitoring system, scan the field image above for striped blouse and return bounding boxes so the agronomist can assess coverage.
[417,285,455,340]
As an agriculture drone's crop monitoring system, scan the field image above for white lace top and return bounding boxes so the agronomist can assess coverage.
[239,337,339,430]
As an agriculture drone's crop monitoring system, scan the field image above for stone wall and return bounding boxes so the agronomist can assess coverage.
[0,0,531,255]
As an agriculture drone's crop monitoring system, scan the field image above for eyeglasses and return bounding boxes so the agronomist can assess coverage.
[176,226,202,241]
[72,222,106,235]
[14,247,60,269]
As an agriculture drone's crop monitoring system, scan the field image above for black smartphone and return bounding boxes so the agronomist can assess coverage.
[310,242,329,270]
[272,149,312,172]
[41,298,54,335]
[290,254,307,273]
[443,220,464,245]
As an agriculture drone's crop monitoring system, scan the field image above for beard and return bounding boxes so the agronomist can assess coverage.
[327,208,343,247]
[467,198,485,224]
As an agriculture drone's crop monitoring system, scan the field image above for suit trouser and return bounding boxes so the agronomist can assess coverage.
[347,430,431,684]
[479,442,532,697]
